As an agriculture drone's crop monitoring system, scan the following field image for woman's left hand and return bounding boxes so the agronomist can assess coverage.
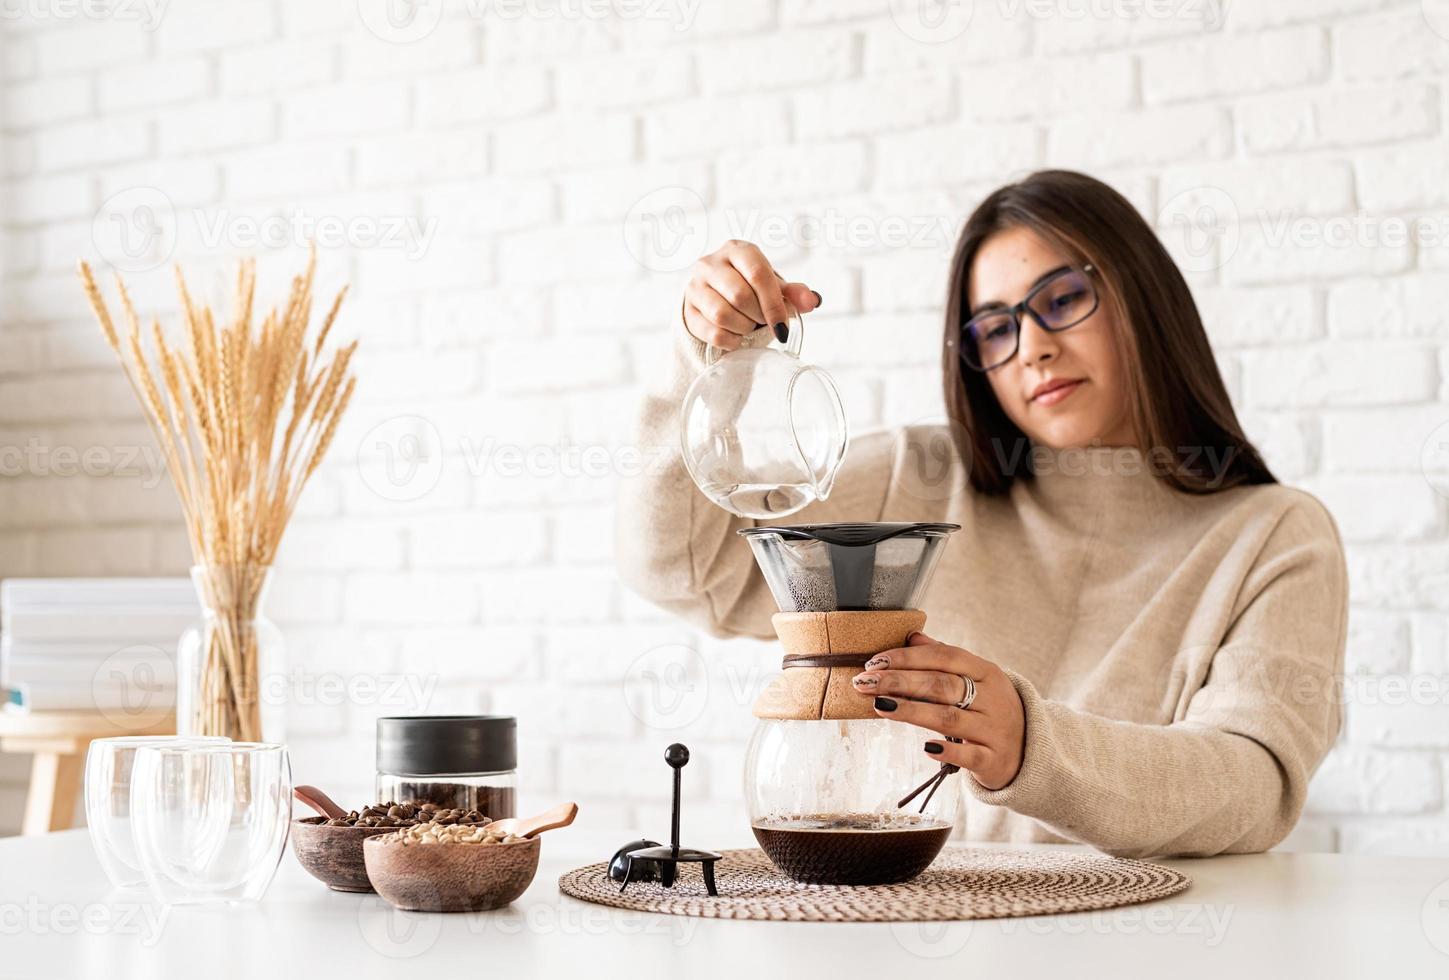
[852,631,1026,791]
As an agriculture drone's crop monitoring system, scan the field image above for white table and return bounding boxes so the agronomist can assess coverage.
[1,828,1445,979]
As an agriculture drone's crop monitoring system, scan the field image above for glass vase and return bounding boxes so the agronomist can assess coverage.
[177,565,286,743]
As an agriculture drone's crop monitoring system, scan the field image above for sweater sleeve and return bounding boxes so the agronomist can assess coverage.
[613,307,901,639]
[969,491,1350,858]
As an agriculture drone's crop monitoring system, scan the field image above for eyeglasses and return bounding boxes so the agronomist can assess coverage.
[956,263,1099,372]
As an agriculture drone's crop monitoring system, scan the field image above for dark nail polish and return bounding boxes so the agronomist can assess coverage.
[754,322,766,330]
[811,290,822,307]
[924,742,944,755]
[772,322,788,343]
[874,696,897,713]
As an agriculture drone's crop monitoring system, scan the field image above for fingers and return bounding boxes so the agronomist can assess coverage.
[726,246,793,334]
[690,281,758,336]
[922,739,992,772]
[780,281,821,314]
[684,300,746,351]
[870,693,988,742]
[851,668,965,706]
[683,241,824,349]
[772,268,823,314]
[683,301,735,350]
[863,631,993,681]
[696,263,766,326]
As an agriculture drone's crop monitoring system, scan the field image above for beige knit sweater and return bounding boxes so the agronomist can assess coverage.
[616,324,1350,859]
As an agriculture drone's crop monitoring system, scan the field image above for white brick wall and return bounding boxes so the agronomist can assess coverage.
[1,0,1447,854]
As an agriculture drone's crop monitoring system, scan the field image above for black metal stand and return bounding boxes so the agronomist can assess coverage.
[617,744,722,897]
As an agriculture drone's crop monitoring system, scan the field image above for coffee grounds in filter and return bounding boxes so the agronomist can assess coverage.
[783,562,917,611]
[785,575,837,611]
[866,563,918,609]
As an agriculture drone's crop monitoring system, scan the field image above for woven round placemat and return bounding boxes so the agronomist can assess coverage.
[558,847,1190,922]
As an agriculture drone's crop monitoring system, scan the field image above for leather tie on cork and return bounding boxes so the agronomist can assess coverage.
[751,610,927,721]
[781,653,873,670]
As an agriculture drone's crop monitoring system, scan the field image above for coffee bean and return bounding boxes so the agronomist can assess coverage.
[311,799,494,829]
[385,820,526,846]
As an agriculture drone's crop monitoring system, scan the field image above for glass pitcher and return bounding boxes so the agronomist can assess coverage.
[679,307,848,519]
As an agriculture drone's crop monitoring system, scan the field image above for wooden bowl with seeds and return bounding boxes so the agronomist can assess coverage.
[289,798,490,893]
[290,817,396,893]
[363,823,542,912]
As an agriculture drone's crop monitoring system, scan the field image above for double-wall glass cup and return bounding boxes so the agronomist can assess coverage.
[129,741,291,906]
[84,735,230,890]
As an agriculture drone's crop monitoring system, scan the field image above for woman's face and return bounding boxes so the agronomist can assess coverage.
[967,225,1135,450]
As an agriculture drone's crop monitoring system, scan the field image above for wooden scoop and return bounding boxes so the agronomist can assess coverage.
[294,784,348,821]
[487,802,578,839]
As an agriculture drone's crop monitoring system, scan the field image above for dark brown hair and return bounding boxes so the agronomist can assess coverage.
[943,169,1276,496]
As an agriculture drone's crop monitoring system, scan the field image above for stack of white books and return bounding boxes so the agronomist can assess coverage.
[1,578,197,713]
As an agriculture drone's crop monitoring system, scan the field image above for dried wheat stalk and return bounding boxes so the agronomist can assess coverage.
[78,250,356,741]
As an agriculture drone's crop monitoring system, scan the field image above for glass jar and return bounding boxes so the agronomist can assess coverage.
[744,717,959,885]
[374,715,517,819]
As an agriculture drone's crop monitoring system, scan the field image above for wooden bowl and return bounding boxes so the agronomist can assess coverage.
[363,833,541,912]
[290,817,396,893]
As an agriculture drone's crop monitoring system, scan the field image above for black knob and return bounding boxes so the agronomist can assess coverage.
[665,743,689,768]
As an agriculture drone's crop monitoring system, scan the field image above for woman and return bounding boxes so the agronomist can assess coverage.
[616,169,1348,859]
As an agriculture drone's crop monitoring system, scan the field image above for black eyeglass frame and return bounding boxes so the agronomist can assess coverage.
[955,263,1099,372]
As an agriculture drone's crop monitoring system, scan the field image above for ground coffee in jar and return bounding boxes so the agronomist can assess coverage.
[375,715,517,820]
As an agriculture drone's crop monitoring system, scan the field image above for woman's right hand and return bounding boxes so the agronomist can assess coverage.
[683,240,822,351]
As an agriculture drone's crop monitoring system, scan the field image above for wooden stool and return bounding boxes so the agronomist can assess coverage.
[0,710,174,836]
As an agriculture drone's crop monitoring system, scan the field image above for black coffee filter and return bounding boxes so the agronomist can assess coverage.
[739,522,960,612]
[376,715,517,775]
[747,523,960,547]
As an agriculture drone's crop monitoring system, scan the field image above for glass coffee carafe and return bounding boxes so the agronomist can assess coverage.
[739,522,961,885]
[679,307,848,520]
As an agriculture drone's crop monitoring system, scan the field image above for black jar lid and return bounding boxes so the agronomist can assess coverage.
[376,715,517,775]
